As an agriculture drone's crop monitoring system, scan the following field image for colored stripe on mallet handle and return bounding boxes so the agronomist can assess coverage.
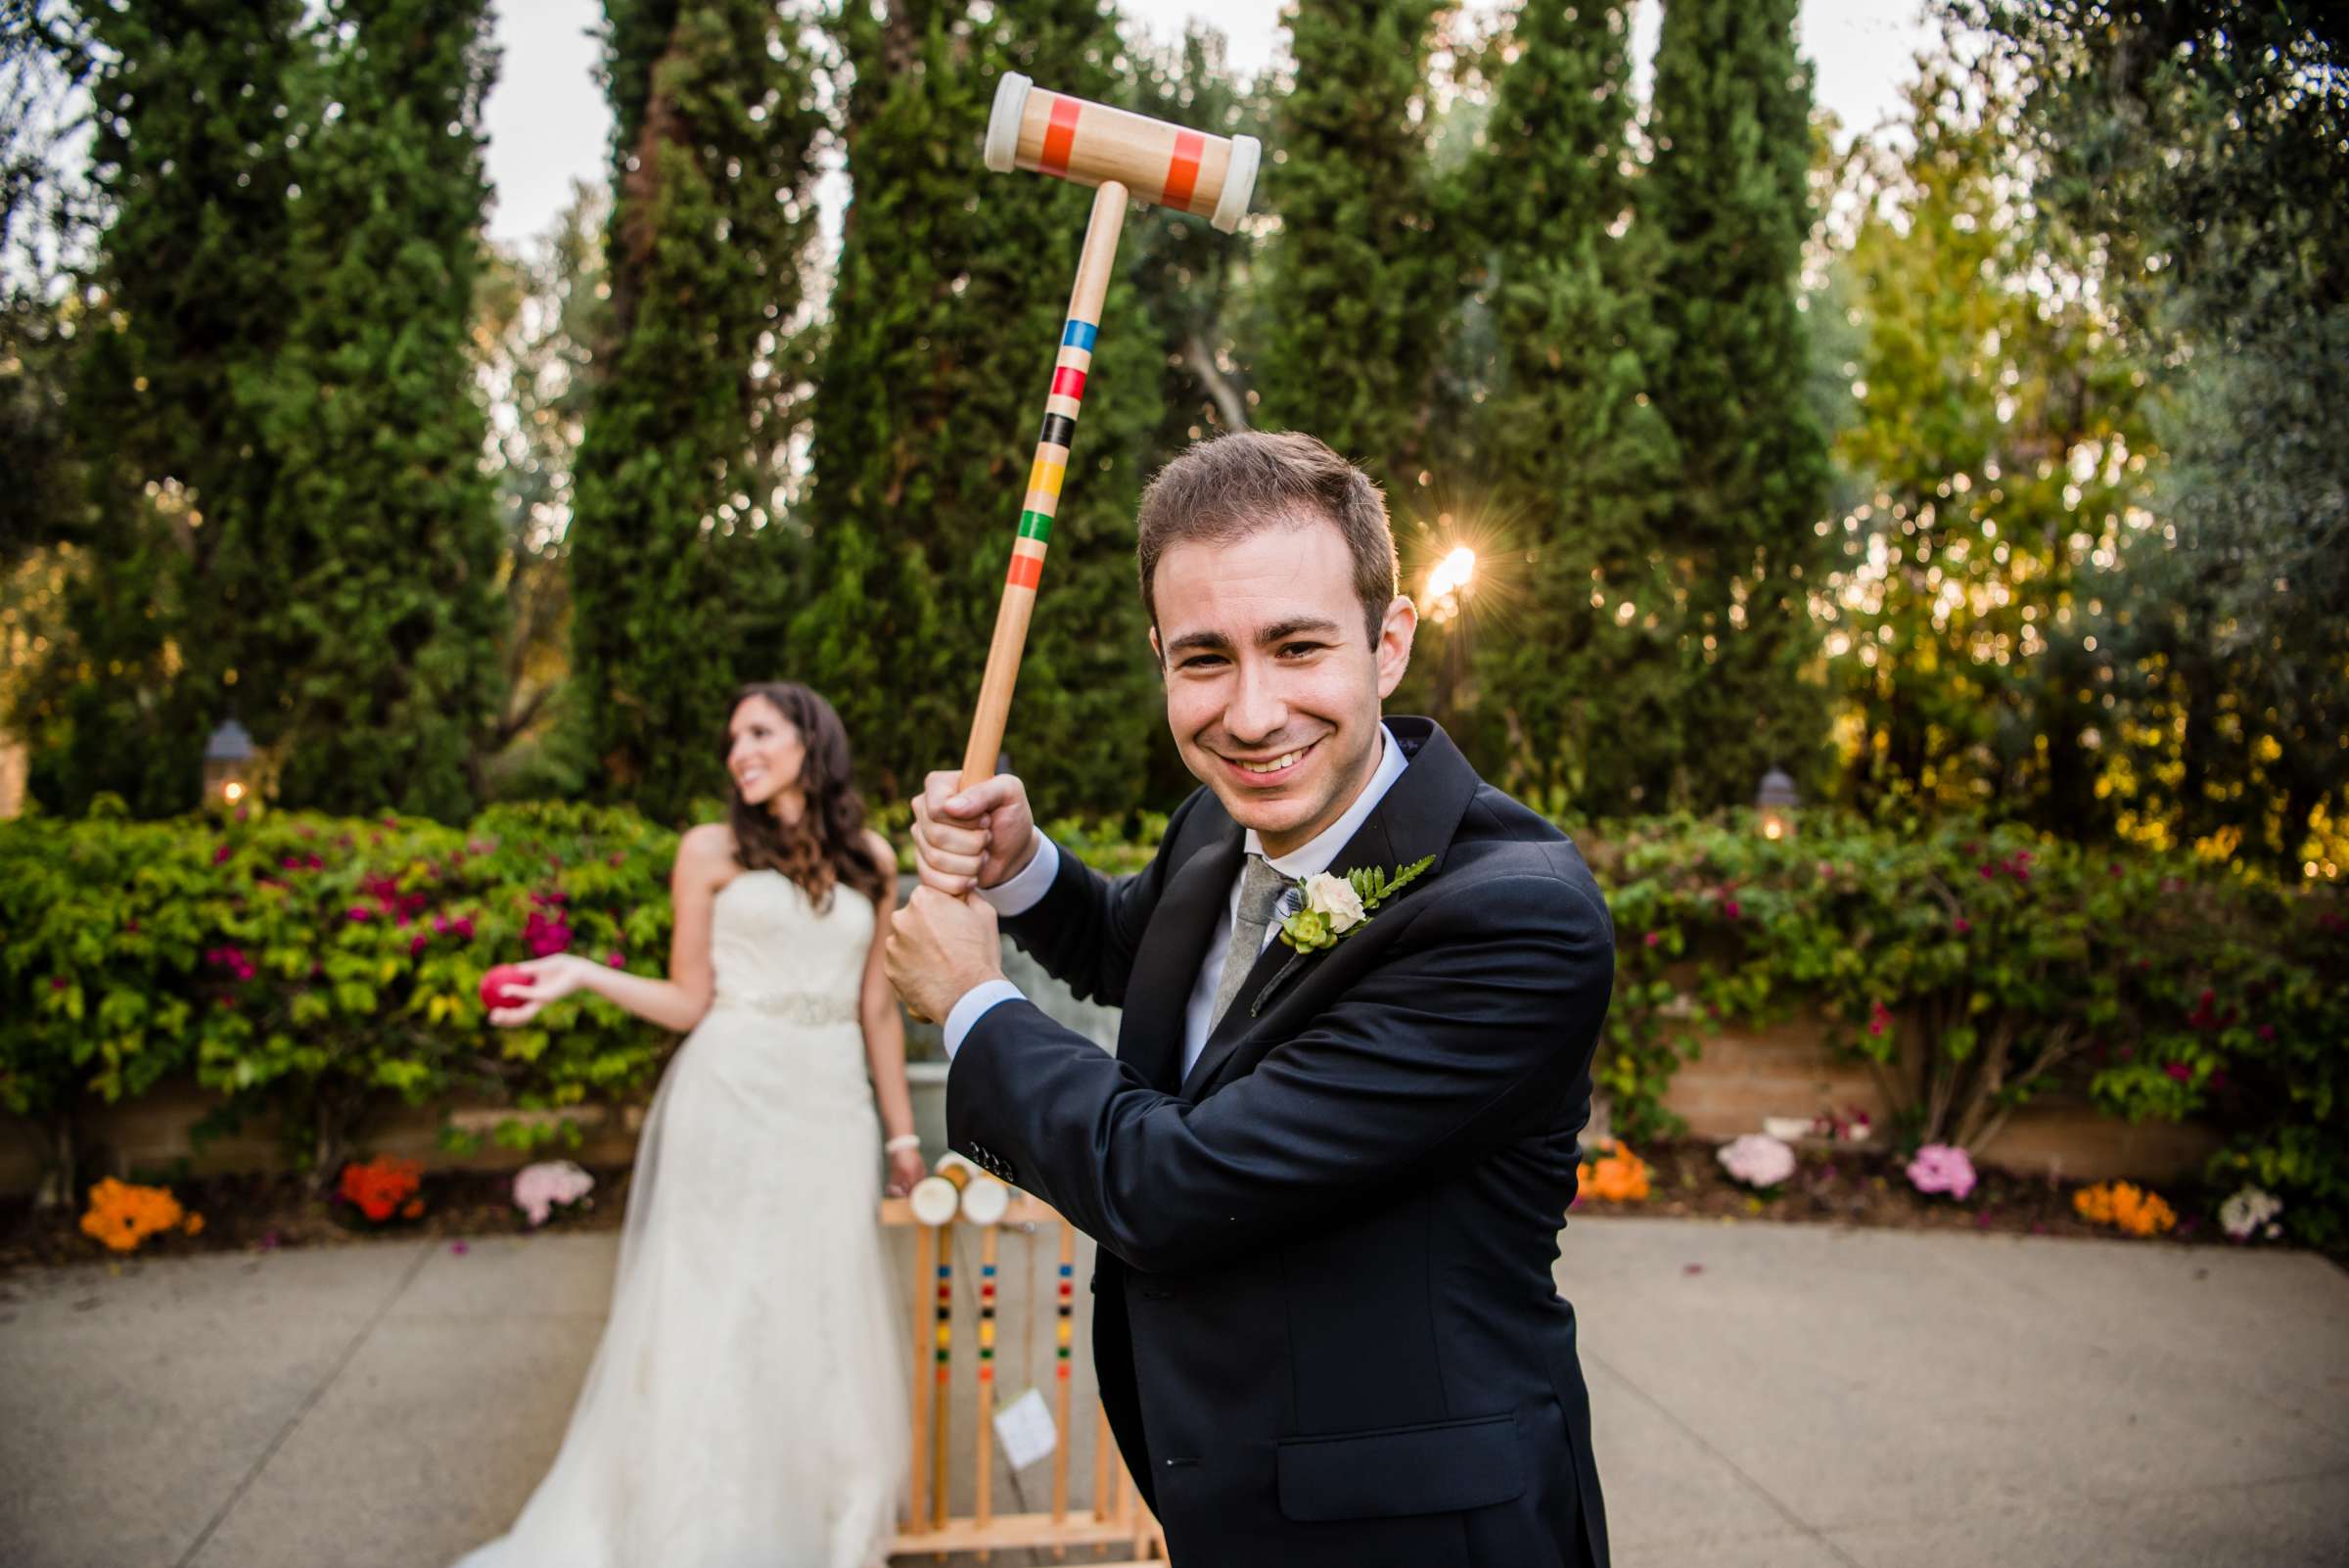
[955,75,1263,794]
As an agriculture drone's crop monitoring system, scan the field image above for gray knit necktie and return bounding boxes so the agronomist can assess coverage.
[1208,854,1289,1034]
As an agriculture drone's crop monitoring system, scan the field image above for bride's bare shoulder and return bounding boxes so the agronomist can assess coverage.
[675,822,741,891]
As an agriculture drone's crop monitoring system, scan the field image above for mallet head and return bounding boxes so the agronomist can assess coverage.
[985,72,1262,233]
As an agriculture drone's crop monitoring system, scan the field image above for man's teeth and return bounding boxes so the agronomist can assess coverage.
[1237,749,1305,774]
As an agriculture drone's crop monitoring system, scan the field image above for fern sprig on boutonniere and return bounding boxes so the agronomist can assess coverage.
[1274,855,1436,955]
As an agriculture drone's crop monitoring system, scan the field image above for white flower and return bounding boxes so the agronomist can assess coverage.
[1718,1132,1798,1189]
[2218,1184,2282,1241]
[1305,871,1367,932]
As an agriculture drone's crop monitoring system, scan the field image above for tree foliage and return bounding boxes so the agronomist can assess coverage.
[1451,0,1682,814]
[792,0,1166,817]
[1961,0,2349,875]
[1642,0,1831,808]
[23,0,309,816]
[253,0,506,820]
[566,0,827,822]
[1820,53,2152,829]
[1251,0,1451,487]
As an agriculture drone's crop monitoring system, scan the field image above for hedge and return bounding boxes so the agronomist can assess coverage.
[4,802,2341,1242]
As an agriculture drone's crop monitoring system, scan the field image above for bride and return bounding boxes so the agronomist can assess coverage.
[457,681,921,1568]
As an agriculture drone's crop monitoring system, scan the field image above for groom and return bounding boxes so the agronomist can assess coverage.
[886,431,1614,1568]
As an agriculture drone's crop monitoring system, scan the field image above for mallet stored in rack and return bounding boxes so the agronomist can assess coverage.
[955,74,1263,791]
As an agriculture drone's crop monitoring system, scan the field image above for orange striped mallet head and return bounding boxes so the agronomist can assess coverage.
[985,73,1262,233]
[953,77,1263,793]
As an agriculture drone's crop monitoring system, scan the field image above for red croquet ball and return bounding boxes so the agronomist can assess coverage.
[480,964,532,1011]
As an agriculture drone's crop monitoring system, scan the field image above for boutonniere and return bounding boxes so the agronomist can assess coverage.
[1275,856,1436,954]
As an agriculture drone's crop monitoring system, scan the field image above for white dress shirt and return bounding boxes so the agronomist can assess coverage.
[944,723,1410,1082]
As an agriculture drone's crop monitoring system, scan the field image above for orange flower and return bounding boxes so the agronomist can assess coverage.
[401,1198,424,1220]
[183,1213,205,1237]
[2073,1181,2176,1237]
[1576,1140,1652,1204]
[79,1177,185,1253]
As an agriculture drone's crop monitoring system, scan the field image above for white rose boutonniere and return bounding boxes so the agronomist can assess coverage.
[1304,871,1367,932]
[1276,856,1435,955]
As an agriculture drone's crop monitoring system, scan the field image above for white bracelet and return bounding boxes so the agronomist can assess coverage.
[884,1133,922,1154]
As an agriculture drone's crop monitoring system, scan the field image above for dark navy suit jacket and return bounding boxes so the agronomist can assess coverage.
[946,717,1614,1568]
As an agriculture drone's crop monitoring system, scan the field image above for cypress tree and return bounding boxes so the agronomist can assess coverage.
[1251,0,1451,488]
[568,0,826,822]
[1453,0,1681,810]
[1128,27,1263,457]
[1643,0,1829,807]
[253,0,505,819]
[794,0,1165,817]
[29,1,305,815]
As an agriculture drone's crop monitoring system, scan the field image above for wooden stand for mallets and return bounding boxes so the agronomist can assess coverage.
[955,74,1261,792]
[889,1195,1164,1564]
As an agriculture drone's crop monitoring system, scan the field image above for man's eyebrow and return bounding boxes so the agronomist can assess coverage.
[1162,617,1346,658]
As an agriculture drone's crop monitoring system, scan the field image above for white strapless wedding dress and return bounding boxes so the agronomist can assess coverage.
[456,870,909,1568]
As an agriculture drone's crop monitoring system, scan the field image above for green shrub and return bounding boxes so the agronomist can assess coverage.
[1590,812,2347,1243]
[1,802,680,1188]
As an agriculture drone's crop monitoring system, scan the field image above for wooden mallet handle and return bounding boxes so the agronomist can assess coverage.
[956,180,1128,794]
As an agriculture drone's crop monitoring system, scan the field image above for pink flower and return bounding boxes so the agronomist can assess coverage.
[604,951,624,968]
[1907,1143,1977,1201]
[1953,916,1971,935]
[1718,1133,1798,1189]
[410,935,430,957]
[346,906,372,923]
[213,844,232,865]
[453,916,476,940]
[1724,900,1742,920]
[449,1240,469,1256]
[1644,931,1661,948]
[2164,1062,2192,1084]
[513,1161,595,1226]
[1867,999,1892,1038]
[1979,864,1997,881]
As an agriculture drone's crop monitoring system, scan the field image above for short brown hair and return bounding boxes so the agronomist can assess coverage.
[1135,431,1401,649]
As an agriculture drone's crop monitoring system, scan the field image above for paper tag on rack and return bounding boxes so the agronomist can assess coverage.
[993,1386,1057,1471]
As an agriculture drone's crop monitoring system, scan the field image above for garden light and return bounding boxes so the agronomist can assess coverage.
[203,718,254,809]
[1756,764,1798,840]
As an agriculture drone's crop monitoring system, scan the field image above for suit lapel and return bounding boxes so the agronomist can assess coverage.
[1176,718,1477,1101]
[1117,815,1243,1092]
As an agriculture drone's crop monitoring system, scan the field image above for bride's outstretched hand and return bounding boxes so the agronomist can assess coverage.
[487,954,591,1027]
[885,1145,928,1199]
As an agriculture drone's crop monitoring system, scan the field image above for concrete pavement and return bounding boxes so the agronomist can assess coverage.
[3,1218,2344,1568]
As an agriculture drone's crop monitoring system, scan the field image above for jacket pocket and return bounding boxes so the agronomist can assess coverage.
[1275,1409,1524,1523]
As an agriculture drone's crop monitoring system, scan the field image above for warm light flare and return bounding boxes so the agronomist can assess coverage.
[1426,546,1477,602]
[222,781,246,803]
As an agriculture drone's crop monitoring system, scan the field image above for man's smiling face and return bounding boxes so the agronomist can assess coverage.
[1151,511,1415,857]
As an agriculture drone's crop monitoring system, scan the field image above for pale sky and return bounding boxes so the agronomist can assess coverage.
[482,0,1937,247]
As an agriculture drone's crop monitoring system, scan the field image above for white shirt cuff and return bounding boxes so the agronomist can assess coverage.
[943,979,1027,1059]
[975,829,1058,917]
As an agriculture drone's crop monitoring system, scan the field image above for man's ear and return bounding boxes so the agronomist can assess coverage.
[1374,594,1416,700]
[1147,623,1164,674]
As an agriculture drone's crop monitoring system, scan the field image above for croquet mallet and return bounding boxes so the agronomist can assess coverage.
[954,73,1263,792]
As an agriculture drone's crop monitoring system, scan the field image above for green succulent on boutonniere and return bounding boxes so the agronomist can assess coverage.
[1275,856,1436,954]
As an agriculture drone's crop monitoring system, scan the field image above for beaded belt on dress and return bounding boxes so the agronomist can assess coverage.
[711,991,860,1026]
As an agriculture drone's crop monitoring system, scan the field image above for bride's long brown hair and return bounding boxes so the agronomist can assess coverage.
[723,682,892,910]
